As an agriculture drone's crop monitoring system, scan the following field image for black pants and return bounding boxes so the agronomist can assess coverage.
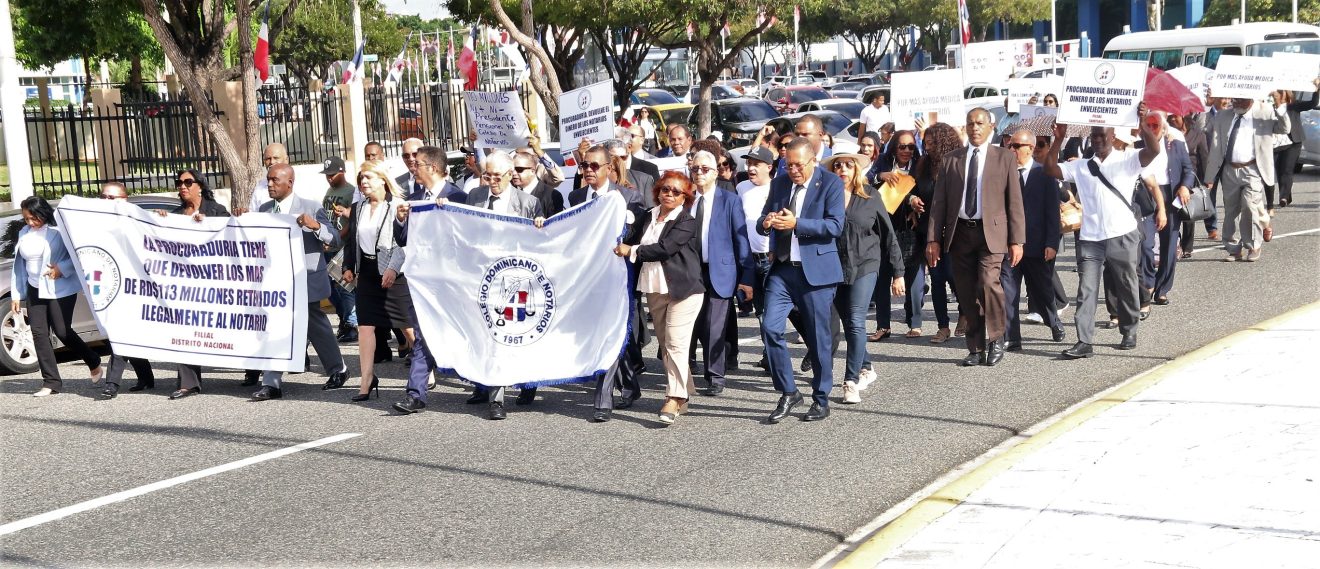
[1274,142,1301,207]
[25,287,100,391]
[105,350,154,388]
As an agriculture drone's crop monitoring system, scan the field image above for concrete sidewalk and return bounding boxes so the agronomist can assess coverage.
[834,301,1320,569]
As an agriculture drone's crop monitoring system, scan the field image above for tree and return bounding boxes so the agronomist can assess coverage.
[271,0,404,88]
[966,0,1050,42]
[136,0,302,209]
[1200,0,1320,25]
[12,0,161,96]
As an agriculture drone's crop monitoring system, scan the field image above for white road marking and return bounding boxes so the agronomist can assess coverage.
[0,433,361,536]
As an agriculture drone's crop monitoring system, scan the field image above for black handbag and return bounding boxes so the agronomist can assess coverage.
[1087,160,1155,219]
[1177,173,1216,222]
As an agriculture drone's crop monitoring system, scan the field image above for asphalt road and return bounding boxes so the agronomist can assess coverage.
[3,174,1319,568]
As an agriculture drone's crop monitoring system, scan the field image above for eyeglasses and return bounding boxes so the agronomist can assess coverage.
[896,144,917,151]
[657,186,684,196]
[581,162,606,171]
[414,160,433,169]
[1008,143,1033,150]
[481,170,510,180]
[513,166,534,174]
[690,166,715,175]
[786,162,812,171]
[174,179,197,187]
[831,161,855,170]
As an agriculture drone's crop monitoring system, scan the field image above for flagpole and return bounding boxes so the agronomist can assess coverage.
[347,0,367,166]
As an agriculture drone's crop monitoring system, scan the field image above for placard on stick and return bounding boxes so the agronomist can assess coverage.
[1056,58,1148,128]
[464,90,530,149]
[1210,55,1282,99]
[559,80,615,150]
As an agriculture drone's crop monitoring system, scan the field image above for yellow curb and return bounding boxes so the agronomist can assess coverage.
[834,300,1320,569]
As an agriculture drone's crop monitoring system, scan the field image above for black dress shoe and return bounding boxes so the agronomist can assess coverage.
[802,403,830,422]
[700,383,725,396]
[393,396,426,414]
[800,357,813,372]
[252,386,283,400]
[373,353,393,364]
[240,371,260,387]
[985,341,1006,366]
[767,392,804,424]
[488,401,507,420]
[1153,297,1170,306]
[169,387,200,399]
[337,329,358,343]
[1062,342,1094,359]
[961,352,986,366]
[1118,333,1137,350]
[101,385,119,399]
[1051,326,1066,342]
[614,395,638,409]
[465,389,489,405]
[128,380,154,392]
[755,357,768,370]
[1005,341,1023,352]
[725,357,739,370]
[515,388,536,406]
[322,371,348,390]
[591,409,612,422]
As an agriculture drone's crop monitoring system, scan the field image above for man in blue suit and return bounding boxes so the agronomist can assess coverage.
[687,150,754,396]
[757,137,845,423]
[1001,128,1066,350]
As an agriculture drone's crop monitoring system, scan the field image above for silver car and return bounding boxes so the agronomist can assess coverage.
[1,195,181,374]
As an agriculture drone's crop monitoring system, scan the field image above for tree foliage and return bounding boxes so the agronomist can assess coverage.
[12,0,161,92]
[271,0,404,87]
[1200,0,1320,25]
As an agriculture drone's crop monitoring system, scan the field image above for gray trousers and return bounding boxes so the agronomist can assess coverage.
[1220,164,1270,255]
[263,302,346,389]
[1076,230,1141,345]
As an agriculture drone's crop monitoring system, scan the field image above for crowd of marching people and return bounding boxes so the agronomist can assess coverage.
[15,79,1314,426]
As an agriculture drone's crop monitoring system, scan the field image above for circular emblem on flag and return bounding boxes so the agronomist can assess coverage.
[76,246,121,311]
[1094,63,1116,85]
[477,256,556,346]
[577,90,591,111]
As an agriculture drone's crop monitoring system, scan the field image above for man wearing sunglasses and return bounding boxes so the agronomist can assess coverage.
[510,151,565,217]
[96,181,157,398]
[394,138,427,196]
[1001,128,1066,351]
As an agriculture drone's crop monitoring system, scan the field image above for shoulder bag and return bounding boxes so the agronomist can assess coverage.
[1059,189,1083,234]
[1177,173,1216,222]
[1086,160,1154,220]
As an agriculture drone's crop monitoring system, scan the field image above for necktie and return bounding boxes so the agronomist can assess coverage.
[1019,167,1027,188]
[423,184,433,200]
[1225,114,1244,165]
[775,184,804,261]
[590,190,598,201]
[964,148,979,218]
[487,194,499,210]
[692,193,706,261]
[414,181,423,196]
[273,203,281,214]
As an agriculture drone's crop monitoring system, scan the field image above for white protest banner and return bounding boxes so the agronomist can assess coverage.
[559,80,615,150]
[1271,52,1320,91]
[463,90,529,149]
[1210,55,1282,99]
[54,197,309,371]
[402,194,630,387]
[1057,58,1148,128]
[1167,63,1215,100]
[961,40,1028,85]
[890,69,965,130]
[1006,76,1064,112]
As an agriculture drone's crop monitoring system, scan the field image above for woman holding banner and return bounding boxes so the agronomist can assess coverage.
[11,196,104,397]
[342,161,413,402]
[162,169,229,399]
[614,171,702,426]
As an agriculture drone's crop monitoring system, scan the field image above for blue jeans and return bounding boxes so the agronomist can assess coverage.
[903,262,927,330]
[834,271,878,382]
[328,279,357,327]
[929,259,956,329]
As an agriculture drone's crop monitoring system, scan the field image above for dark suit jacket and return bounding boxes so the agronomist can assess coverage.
[927,144,1026,254]
[466,185,542,219]
[569,182,643,209]
[1162,138,1196,203]
[1019,164,1062,258]
[757,167,846,286]
[393,180,466,246]
[629,157,661,181]
[526,180,566,217]
[624,208,703,300]
[689,187,754,297]
[1184,127,1209,182]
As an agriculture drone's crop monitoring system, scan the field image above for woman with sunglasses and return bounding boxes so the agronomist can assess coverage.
[822,153,904,404]
[159,169,230,399]
[614,172,702,425]
[872,131,926,340]
[11,196,104,397]
[1043,94,1059,108]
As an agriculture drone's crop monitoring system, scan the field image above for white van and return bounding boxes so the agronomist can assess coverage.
[1101,22,1320,70]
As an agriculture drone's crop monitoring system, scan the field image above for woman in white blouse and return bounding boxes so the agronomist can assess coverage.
[342,161,413,402]
[10,196,103,396]
[613,172,703,425]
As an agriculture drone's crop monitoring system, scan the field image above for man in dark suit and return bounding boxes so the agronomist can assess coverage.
[926,108,1026,367]
[395,138,425,195]
[686,150,754,396]
[569,145,647,422]
[511,151,566,216]
[757,137,845,423]
[1001,128,1065,350]
[251,164,349,400]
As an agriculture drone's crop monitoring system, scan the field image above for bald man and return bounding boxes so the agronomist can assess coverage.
[247,143,291,212]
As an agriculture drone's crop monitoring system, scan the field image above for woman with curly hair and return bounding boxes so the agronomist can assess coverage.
[904,123,964,344]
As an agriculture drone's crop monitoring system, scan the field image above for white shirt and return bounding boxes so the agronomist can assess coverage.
[1228,112,1256,164]
[520,179,540,196]
[790,174,813,262]
[736,180,771,253]
[1143,143,1169,186]
[269,192,296,215]
[355,200,392,255]
[859,104,892,134]
[634,206,684,294]
[958,142,992,220]
[484,188,513,214]
[1017,160,1037,186]
[1060,149,1144,242]
[18,226,49,288]
[462,177,480,195]
[692,187,717,262]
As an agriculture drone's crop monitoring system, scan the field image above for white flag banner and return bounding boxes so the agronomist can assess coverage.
[53,197,309,371]
[402,194,630,387]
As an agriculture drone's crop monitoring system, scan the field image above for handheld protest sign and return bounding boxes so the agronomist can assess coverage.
[1056,58,1148,128]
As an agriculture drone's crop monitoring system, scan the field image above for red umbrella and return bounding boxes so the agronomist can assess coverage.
[1144,67,1206,116]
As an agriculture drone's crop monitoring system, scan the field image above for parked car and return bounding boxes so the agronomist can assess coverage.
[737,79,761,98]
[858,85,892,105]
[630,88,681,106]
[683,84,741,104]
[0,195,182,374]
[1299,107,1320,171]
[763,85,831,114]
[964,83,1009,108]
[398,108,426,140]
[827,81,867,93]
[789,75,821,86]
[696,98,782,148]
[796,98,867,121]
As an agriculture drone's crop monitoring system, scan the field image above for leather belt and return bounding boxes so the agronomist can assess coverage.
[362,253,377,261]
[1230,160,1256,169]
[752,252,770,260]
[775,260,803,267]
[958,218,983,228]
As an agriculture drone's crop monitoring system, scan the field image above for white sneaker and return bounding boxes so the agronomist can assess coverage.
[843,381,861,404]
[32,388,54,397]
[1023,312,1044,324]
[856,368,878,391]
